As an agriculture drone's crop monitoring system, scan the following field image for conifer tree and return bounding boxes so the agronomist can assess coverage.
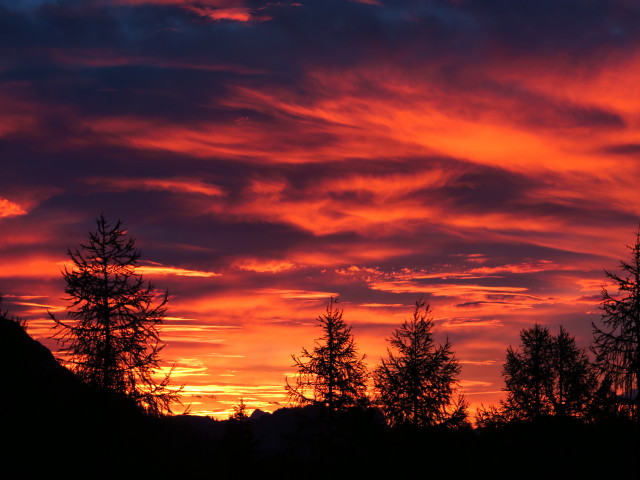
[51,215,179,415]
[501,324,594,420]
[502,324,554,420]
[286,298,369,411]
[551,326,595,417]
[592,228,640,421]
[373,298,467,428]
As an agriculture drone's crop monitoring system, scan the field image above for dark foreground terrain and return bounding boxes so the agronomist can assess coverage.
[2,317,637,478]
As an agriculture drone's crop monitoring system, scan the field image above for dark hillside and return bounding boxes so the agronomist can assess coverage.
[1,318,160,474]
[0,317,227,476]
[2,317,638,478]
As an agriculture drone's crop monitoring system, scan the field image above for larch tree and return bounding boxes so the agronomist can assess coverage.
[285,298,369,411]
[373,298,467,428]
[592,227,640,421]
[51,215,179,416]
[502,324,555,420]
[550,326,595,418]
[501,324,594,421]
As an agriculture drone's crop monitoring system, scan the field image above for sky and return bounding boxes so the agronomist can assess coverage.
[2,0,640,418]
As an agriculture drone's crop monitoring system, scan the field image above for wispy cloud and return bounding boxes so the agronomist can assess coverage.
[138,262,221,277]
[0,198,27,218]
[85,177,225,197]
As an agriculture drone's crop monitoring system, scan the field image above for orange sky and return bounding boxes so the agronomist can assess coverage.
[2,0,640,418]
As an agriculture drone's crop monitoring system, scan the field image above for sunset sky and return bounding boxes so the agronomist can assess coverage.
[2,0,640,418]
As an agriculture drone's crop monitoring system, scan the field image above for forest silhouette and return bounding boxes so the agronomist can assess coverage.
[2,216,639,476]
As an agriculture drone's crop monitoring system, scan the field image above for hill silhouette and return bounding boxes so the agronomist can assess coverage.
[1,316,136,416]
[1,317,156,474]
[2,317,638,478]
[0,317,229,475]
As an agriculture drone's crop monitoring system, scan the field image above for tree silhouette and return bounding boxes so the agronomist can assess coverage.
[550,326,595,417]
[0,295,26,329]
[51,215,179,415]
[285,298,369,411]
[230,398,250,421]
[474,403,511,428]
[501,324,594,421]
[502,324,553,420]
[224,397,253,462]
[592,228,640,421]
[586,373,622,423]
[373,298,467,428]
